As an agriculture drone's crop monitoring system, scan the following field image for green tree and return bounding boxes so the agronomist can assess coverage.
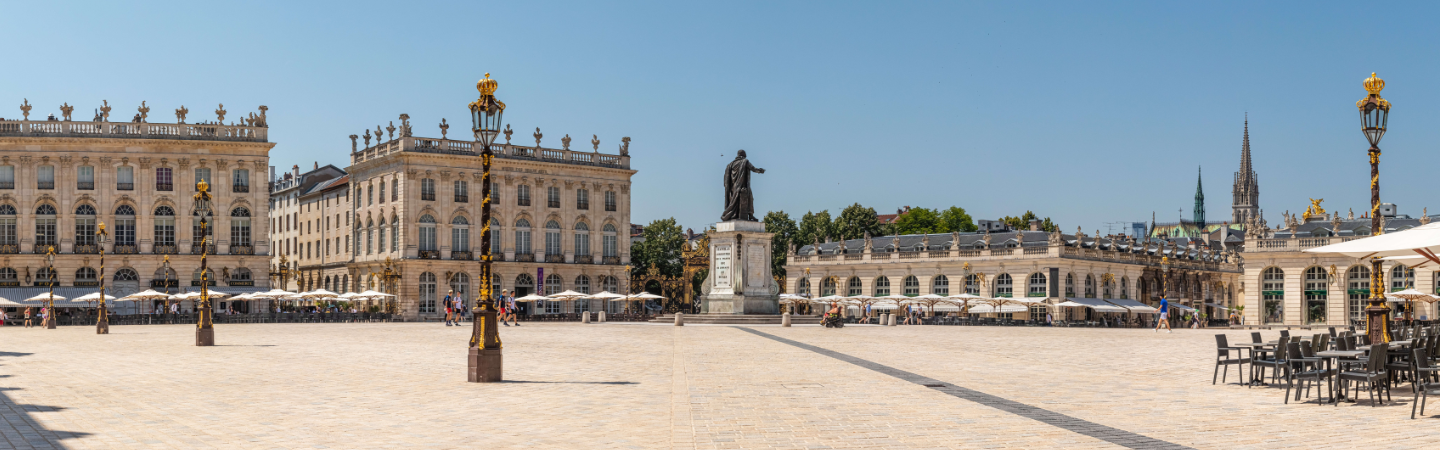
[1000,211,1058,232]
[630,218,685,277]
[796,210,834,249]
[938,206,977,232]
[834,203,884,240]
[892,207,943,235]
[763,211,799,278]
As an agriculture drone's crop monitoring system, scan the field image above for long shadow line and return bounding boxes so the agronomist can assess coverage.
[732,327,1195,450]
[0,352,92,449]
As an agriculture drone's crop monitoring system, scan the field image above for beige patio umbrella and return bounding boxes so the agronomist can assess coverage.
[946,293,988,315]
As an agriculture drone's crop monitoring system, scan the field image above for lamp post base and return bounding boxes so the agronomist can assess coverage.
[96,315,109,335]
[1365,301,1391,344]
[468,348,503,382]
[196,327,214,346]
[46,319,55,330]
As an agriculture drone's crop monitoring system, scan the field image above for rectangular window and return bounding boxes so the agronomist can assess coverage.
[391,224,398,252]
[37,165,54,190]
[454,180,468,203]
[490,182,499,204]
[547,187,560,208]
[77,166,94,190]
[0,165,12,189]
[0,215,14,245]
[156,167,173,191]
[421,179,435,201]
[518,185,531,206]
[577,189,589,210]
[392,179,398,201]
[367,185,373,205]
[232,169,250,193]
[116,166,134,190]
[605,190,616,211]
[379,181,386,203]
[194,168,211,189]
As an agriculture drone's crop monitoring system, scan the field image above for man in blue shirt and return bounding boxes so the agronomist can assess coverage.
[1154,297,1171,333]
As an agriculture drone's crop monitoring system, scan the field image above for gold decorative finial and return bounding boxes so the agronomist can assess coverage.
[197,179,209,193]
[477,73,498,96]
[1364,72,1385,94]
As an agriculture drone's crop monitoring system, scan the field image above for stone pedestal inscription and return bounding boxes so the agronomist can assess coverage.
[700,220,778,314]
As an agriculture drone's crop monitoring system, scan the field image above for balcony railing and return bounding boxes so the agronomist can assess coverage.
[157,183,173,191]
[77,182,94,190]
[116,182,133,191]
[545,254,564,263]
[233,184,249,193]
[33,243,56,254]
[492,253,506,262]
[421,191,435,201]
[72,244,99,254]
[514,253,535,262]
[0,119,269,143]
[230,245,254,255]
[518,198,531,206]
[190,244,216,255]
[455,195,468,203]
[419,250,440,259]
[450,251,473,260]
[575,255,594,264]
[114,245,138,254]
[153,244,177,255]
[37,181,53,190]
[0,244,15,254]
[577,201,589,210]
[602,256,620,265]
[548,200,560,208]
[605,203,616,212]
[0,182,12,189]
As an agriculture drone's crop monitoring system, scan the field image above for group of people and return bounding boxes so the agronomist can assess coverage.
[0,307,44,328]
[443,289,520,327]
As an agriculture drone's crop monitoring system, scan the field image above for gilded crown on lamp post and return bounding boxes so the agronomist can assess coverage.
[1357,72,1391,110]
[477,73,499,96]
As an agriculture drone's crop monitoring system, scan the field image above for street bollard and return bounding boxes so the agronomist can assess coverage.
[582,311,590,323]
[598,310,606,323]
[888,314,897,326]
[674,312,684,326]
[782,312,791,327]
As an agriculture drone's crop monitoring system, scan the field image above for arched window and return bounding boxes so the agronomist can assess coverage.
[35,267,56,287]
[932,274,950,296]
[964,274,980,295]
[230,207,251,247]
[34,204,57,249]
[0,267,19,285]
[1084,274,1096,298]
[821,277,837,296]
[191,267,216,287]
[1262,267,1285,324]
[153,266,177,287]
[1102,278,1114,299]
[798,278,812,296]
[602,223,618,258]
[1120,276,1130,299]
[544,220,562,257]
[872,276,890,297]
[324,276,332,292]
[847,276,862,296]
[74,204,97,248]
[515,273,536,297]
[1028,273,1046,297]
[490,218,501,253]
[994,274,1013,298]
[1391,264,1415,291]
[575,275,591,294]
[1354,226,1372,236]
[451,216,470,253]
[601,275,617,293]
[574,222,591,257]
[113,268,138,282]
[515,219,532,254]
[75,267,98,286]
[0,205,16,247]
[1304,266,1328,325]
[151,206,173,249]
[1347,266,1370,323]
[902,275,920,296]
[450,273,470,308]
[1311,228,1332,237]
[544,272,563,303]
[418,214,437,252]
[419,272,437,313]
[517,184,531,206]
[1065,273,1075,297]
[377,216,387,254]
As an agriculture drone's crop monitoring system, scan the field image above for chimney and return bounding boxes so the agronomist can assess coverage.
[314,161,319,170]
[292,165,300,179]
[269,165,276,183]
[1029,220,1041,231]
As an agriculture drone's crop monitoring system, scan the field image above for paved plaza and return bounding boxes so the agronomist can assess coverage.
[1,323,1438,449]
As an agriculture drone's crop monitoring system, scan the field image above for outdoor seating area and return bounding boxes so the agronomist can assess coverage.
[783,292,1165,328]
[1214,325,1440,418]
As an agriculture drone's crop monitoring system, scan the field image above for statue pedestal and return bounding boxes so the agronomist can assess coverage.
[701,220,778,315]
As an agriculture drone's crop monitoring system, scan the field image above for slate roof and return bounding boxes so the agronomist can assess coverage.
[1271,215,1434,238]
[796,230,1236,262]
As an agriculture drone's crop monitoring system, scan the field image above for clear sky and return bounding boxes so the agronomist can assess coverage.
[4,2,1439,234]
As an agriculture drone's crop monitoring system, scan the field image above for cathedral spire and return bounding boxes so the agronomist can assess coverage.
[1232,114,1260,225]
[1194,166,1206,228]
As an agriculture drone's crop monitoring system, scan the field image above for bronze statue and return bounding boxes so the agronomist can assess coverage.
[720,149,765,222]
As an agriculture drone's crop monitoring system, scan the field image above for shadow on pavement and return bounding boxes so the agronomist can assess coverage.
[500,380,638,385]
[0,351,92,449]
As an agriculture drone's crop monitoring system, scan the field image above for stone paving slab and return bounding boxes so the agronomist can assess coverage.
[0,323,1438,449]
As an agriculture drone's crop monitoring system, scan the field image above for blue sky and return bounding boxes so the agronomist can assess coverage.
[4,2,1440,234]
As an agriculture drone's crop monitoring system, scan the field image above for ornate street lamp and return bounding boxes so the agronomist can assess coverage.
[468,73,506,382]
[1358,72,1392,344]
[1161,256,1171,325]
[193,179,215,346]
[45,245,56,329]
[162,255,172,316]
[96,221,110,334]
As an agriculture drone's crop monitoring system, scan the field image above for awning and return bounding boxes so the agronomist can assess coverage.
[1202,302,1229,309]
[1169,303,1197,313]
[1065,298,1128,313]
[1105,298,1159,314]
[966,304,1028,314]
[0,286,275,307]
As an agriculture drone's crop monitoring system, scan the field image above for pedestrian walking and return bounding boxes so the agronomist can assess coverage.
[24,307,32,328]
[443,290,455,326]
[1154,297,1172,333]
[506,291,519,326]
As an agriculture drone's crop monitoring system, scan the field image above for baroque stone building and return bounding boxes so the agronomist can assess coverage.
[273,112,636,319]
[788,227,1243,321]
[267,163,349,292]
[0,100,275,313]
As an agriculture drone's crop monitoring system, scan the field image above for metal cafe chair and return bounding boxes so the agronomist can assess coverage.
[1213,334,1250,385]
[1337,342,1391,407]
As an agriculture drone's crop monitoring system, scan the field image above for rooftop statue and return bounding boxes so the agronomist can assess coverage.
[720,149,765,222]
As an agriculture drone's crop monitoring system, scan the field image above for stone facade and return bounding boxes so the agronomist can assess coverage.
[0,103,275,313]
[788,230,1242,321]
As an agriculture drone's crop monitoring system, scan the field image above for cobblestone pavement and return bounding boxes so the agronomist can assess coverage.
[1,323,1438,449]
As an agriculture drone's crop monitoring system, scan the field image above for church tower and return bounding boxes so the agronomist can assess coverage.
[1232,116,1260,224]
[1194,167,1205,228]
